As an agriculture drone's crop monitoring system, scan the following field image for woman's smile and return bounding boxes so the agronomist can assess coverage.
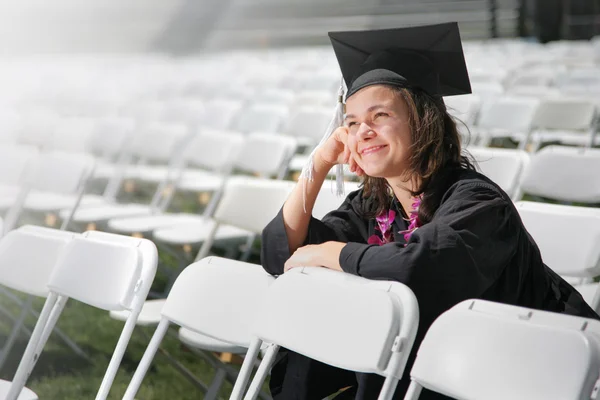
[360,144,388,156]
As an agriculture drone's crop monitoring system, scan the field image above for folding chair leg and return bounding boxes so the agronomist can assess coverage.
[378,376,400,400]
[403,381,423,400]
[122,319,170,400]
[231,337,262,400]
[6,293,60,400]
[0,296,33,371]
[243,343,280,400]
[204,367,227,400]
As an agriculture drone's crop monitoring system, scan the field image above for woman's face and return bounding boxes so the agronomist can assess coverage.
[344,85,412,179]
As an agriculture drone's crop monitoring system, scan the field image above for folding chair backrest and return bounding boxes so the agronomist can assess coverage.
[254,267,418,376]
[49,117,96,153]
[443,94,481,126]
[469,147,529,198]
[230,103,288,134]
[213,177,295,233]
[520,145,600,203]
[88,117,136,160]
[476,96,539,133]
[284,106,331,142]
[312,181,361,220]
[131,123,188,163]
[202,99,243,130]
[0,144,39,186]
[0,226,76,297]
[532,98,596,131]
[161,256,275,347]
[253,88,295,106]
[17,109,60,149]
[515,201,600,278]
[47,233,155,311]
[27,151,95,194]
[234,133,297,176]
[408,299,600,400]
[184,130,245,171]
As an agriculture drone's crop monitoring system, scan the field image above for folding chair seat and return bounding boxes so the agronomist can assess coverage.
[515,201,600,312]
[235,267,419,400]
[121,256,275,400]
[47,117,96,154]
[404,299,600,400]
[0,151,96,233]
[519,145,600,204]
[87,116,136,180]
[107,133,295,236]
[0,230,157,400]
[468,147,529,199]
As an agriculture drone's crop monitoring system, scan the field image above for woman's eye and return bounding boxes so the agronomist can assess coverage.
[347,121,357,127]
[374,112,389,119]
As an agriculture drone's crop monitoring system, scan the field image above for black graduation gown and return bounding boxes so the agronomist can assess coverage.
[261,169,599,400]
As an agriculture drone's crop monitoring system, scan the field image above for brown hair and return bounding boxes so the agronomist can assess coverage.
[359,86,475,224]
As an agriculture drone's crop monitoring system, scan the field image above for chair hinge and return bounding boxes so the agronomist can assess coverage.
[391,336,403,353]
[591,377,600,399]
[134,279,143,293]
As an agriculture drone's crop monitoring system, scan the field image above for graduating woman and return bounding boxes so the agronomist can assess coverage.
[261,22,598,399]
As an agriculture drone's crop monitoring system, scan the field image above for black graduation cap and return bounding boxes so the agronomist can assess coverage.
[328,22,471,99]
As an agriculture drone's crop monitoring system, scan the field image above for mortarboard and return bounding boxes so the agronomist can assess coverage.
[329,22,471,100]
[299,22,471,205]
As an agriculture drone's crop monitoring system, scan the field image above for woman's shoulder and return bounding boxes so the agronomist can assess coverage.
[442,168,512,204]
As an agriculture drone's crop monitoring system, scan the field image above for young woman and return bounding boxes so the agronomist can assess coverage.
[261,23,598,399]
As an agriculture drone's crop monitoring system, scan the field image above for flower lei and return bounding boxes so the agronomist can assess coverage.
[367,195,423,246]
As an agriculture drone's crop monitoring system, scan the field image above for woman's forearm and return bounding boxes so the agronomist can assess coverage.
[282,156,333,254]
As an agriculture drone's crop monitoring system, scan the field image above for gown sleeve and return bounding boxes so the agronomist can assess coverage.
[339,181,520,316]
[261,189,369,276]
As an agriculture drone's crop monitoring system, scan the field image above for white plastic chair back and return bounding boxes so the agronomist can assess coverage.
[213,177,295,233]
[476,96,539,133]
[293,90,334,108]
[312,181,361,220]
[161,257,275,346]
[27,151,95,194]
[253,88,295,106]
[231,104,288,134]
[284,107,331,142]
[50,117,96,153]
[443,94,481,126]
[405,299,600,400]
[202,99,243,130]
[0,226,76,297]
[532,98,596,131]
[515,201,600,278]
[132,123,188,163]
[469,147,529,198]
[47,236,142,311]
[88,117,136,160]
[234,133,296,176]
[184,130,245,171]
[520,145,600,203]
[17,109,60,149]
[0,144,39,186]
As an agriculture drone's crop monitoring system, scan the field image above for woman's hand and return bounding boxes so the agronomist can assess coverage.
[315,127,364,176]
[284,242,346,273]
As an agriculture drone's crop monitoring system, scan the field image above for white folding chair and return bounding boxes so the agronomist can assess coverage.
[474,95,540,148]
[121,256,275,400]
[519,145,600,204]
[404,299,600,400]
[515,201,600,312]
[0,144,39,200]
[235,267,419,400]
[0,230,157,400]
[284,106,332,149]
[230,103,289,134]
[529,98,598,149]
[468,147,529,199]
[0,151,96,233]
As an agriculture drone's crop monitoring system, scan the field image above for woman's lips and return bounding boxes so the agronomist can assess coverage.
[361,145,387,156]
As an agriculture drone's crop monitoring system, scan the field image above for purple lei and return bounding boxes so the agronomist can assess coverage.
[367,209,396,246]
[399,195,423,243]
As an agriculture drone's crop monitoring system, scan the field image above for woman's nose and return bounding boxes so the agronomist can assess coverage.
[357,122,376,140]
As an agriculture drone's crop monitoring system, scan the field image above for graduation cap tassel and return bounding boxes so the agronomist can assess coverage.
[299,79,346,212]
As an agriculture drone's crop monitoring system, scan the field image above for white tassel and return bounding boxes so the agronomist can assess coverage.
[299,79,346,212]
